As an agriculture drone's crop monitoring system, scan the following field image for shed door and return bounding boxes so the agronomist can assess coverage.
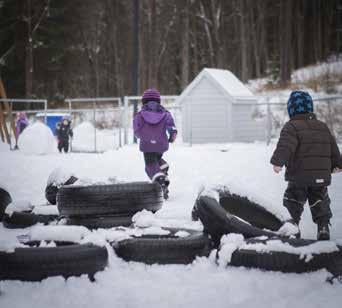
[189,98,230,143]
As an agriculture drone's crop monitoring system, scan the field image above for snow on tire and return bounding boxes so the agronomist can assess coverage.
[112,228,212,264]
[219,190,282,231]
[0,187,12,220]
[58,182,163,217]
[0,242,108,281]
[65,215,133,229]
[45,175,78,205]
[196,196,279,245]
[2,211,58,229]
[221,236,342,274]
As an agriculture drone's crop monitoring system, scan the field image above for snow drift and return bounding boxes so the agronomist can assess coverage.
[18,122,57,155]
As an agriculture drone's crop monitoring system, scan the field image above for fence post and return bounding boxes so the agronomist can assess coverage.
[93,100,97,153]
[266,97,271,146]
[118,97,122,148]
[123,96,128,145]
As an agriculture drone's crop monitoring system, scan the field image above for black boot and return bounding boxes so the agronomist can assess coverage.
[154,176,169,200]
[317,221,330,241]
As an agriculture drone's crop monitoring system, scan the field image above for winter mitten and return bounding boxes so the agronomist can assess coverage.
[168,132,177,143]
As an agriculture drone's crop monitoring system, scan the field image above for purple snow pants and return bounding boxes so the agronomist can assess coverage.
[143,152,169,184]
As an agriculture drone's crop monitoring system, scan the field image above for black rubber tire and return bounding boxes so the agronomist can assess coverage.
[0,243,108,281]
[112,228,212,264]
[0,187,12,221]
[191,200,199,221]
[227,237,342,274]
[219,191,282,231]
[2,211,58,229]
[45,176,78,205]
[197,196,278,245]
[58,182,163,216]
[65,215,133,229]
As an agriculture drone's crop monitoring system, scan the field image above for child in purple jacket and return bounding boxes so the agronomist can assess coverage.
[133,88,177,199]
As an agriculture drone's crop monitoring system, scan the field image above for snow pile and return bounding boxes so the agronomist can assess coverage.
[5,200,33,215]
[277,221,300,237]
[72,121,119,152]
[132,210,202,231]
[217,234,245,266]
[28,225,90,243]
[47,167,76,186]
[0,238,24,253]
[18,122,57,155]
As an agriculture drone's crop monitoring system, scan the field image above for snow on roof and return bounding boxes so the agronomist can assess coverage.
[205,68,254,97]
[176,68,254,104]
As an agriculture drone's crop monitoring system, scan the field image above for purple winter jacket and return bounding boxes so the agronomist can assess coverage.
[133,101,176,153]
[16,116,29,138]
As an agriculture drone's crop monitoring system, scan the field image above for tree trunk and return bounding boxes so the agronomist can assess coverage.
[181,0,190,89]
[25,0,33,97]
[239,0,248,82]
[279,0,292,85]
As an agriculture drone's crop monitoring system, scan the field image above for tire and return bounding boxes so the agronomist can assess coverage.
[0,243,108,281]
[227,237,342,274]
[112,228,212,264]
[58,182,163,216]
[45,176,78,205]
[2,211,58,229]
[196,196,278,245]
[0,187,12,220]
[191,200,199,221]
[65,215,133,229]
[219,191,282,231]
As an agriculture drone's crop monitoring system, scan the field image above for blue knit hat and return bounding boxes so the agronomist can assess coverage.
[142,88,160,104]
[287,91,313,118]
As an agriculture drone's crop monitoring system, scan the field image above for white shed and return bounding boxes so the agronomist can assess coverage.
[178,68,265,143]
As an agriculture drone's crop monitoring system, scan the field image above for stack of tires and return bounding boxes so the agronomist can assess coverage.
[193,187,342,279]
[58,182,164,229]
[0,187,108,282]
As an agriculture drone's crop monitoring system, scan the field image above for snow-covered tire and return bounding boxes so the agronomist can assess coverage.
[219,191,282,231]
[2,212,58,229]
[196,196,278,244]
[227,237,342,274]
[45,176,78,205]
[65,215,133,229]
[0,243,108,281]
[58,182,163,216]
[0,187,12,220]
[191,200,200,221]
[112,229,212,264]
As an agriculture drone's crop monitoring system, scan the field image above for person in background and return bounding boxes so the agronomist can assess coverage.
[56,116,73,153]
[271,90,342,241]
[133,88,177,199]
[14,112,29,149]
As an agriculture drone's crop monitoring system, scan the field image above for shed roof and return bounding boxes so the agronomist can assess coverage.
[176,68,254,104]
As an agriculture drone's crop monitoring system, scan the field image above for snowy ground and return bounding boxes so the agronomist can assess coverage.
[0,142,342,308]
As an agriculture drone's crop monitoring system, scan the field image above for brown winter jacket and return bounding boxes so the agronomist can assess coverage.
[270,113,342,187]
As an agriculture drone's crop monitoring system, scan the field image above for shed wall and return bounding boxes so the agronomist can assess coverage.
[182,76,231,143]
[231,102,266,142]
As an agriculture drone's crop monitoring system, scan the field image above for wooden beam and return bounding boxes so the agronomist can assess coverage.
[0,78,16,145]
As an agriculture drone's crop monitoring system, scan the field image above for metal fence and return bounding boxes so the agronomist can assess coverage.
[255,95,342,144]
[2,95,341,152]
[64,97,123,153]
